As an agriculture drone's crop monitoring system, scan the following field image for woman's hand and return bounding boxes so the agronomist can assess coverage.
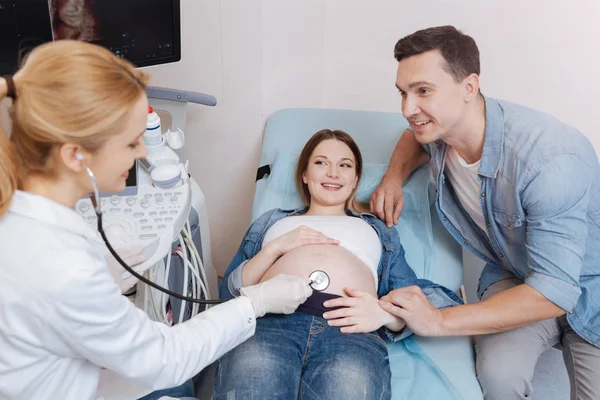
[105,245,146,293]
[241,226,339,287]
[322,288,404,333]
[266,225,340,257]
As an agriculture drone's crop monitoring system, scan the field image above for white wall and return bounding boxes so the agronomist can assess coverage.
[144,0,264,277]
[144,0,600,278]
[4,0,595,279]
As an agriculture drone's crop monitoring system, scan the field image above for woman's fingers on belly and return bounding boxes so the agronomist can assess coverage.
[322,295,357,310]
[322,304,354,320]
[326,317,357,328]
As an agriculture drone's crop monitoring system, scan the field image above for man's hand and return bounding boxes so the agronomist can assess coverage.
[322,288,398,333]
[379,286,445,336]
[370,129,430,227]
[370,176,404,228]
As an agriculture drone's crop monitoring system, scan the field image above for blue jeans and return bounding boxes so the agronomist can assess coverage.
[137,379,195,400]
[214,312,391,400]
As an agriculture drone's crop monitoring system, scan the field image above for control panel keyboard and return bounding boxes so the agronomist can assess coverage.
[76,181,192,278]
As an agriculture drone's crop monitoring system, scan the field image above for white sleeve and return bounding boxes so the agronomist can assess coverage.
[49,251,256,390]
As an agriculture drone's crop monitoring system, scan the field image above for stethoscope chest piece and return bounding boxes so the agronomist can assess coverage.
[309,270,330,291]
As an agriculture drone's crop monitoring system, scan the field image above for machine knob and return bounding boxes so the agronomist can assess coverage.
[155,195,164,204]
[140,198,150,208]
[78,202,90,213]
[110,195,120,206]
[170,196,178,203]
[105,224,125,238]
[126,196,137,206]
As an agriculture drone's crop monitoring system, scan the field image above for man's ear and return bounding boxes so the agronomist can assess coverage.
[463,73,480,102]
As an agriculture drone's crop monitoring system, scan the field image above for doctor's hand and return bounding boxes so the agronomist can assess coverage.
[265,226,340,257]
[240,274,313,318]
[105,245,146,293]
[379,286,444,336]
[370,176,404,228]
[322,288,404,333]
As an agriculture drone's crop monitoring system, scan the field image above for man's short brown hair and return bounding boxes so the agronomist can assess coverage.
[394,26,480,82]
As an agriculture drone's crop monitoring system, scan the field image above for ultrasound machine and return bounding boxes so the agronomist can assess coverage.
[1,0,219,325]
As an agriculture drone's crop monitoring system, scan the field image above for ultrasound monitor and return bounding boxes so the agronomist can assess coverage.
[1,0,182,196]
[0,0,181,75]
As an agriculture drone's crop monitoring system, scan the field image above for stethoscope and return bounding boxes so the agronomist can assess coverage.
[81,157,330,305]
[308,270,330,291]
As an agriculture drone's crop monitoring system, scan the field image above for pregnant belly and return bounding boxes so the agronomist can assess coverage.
[259,244,377,297]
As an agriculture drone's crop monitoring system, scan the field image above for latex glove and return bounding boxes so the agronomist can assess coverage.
[240,274,313,318]
[105,245,146,293]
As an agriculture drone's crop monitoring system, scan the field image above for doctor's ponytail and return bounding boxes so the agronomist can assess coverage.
[0,78,19,216]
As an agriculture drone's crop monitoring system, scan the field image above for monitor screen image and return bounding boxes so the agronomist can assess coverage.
[0,0,181,75]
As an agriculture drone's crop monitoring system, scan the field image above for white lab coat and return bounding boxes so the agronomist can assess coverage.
[0,191,256,400]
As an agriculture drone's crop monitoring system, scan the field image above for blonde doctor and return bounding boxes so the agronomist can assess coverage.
[0,40,314,400]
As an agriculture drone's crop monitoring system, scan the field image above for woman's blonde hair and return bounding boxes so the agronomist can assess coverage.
[295,129,369,214]
[0,40,149,216]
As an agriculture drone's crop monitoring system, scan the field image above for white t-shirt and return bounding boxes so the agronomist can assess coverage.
[263,215,382,288]
[444,146,488,235]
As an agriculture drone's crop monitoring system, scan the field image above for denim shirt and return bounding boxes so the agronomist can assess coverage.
[220,207,463,341]
[425,95,600,347]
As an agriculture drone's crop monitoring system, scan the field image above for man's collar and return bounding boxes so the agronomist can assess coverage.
[479,95,504,179]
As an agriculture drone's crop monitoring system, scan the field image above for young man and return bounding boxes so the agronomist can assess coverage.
[370,26,600,400]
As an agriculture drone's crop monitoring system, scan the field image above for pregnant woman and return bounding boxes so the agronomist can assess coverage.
[214,129,462,400]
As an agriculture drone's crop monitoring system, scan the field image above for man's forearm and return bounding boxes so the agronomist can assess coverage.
[439,284,566,336]
[385,129,429,184]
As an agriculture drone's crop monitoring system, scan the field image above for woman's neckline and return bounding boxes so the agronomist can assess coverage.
[294,214,348,217]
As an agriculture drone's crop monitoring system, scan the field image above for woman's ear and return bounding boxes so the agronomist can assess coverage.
[302,173,308,184]
[59,143,87,173]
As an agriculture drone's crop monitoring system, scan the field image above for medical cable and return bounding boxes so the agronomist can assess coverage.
[82,161,226,305]
[175,248,207,322]
[182,220,210,314]
[179,244,209,307]
[161,245,173,322]
[95,210,225,303]
[182,221,209,312]
[184,219,210,299]
[178,233,189,324]
[185,237,208,314]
